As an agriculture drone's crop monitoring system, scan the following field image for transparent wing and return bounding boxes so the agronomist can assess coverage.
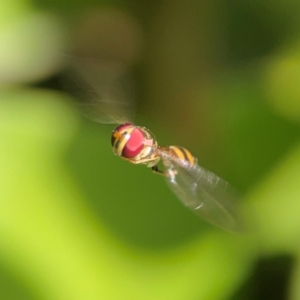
[62,55,136,124]
[164,158,244,233]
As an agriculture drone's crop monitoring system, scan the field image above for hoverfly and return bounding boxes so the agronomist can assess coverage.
[65,56,244,234]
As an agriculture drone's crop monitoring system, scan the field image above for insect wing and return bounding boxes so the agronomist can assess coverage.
[165,159,243,233]
[63,56,136,124]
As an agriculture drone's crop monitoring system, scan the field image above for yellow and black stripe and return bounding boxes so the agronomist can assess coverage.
[169,146,195,167]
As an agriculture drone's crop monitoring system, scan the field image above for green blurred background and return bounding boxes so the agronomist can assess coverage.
[1,0,300,299]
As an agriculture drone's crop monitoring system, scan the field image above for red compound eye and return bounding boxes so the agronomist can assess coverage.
[122,128,145,158]
[111,123,145,158]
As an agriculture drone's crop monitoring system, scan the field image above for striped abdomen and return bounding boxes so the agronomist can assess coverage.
[168,146,196,167]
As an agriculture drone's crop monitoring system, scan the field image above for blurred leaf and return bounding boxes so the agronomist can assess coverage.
[262,44,300,124]
[212,70,300,191]
[0,0,33,28]
[246,142,300,254]
[0,12,66,84]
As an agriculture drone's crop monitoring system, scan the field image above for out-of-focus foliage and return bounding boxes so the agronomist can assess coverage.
[0,0,300,300]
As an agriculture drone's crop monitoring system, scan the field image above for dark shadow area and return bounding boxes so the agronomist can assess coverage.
[232,255,294,300]
[222,0,295,63]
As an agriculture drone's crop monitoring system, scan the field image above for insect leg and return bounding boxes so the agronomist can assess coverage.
[151,165,167,176]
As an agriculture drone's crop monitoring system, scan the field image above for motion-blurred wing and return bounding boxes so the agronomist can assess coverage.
[63,56,136,124]
[165,159,244,233]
